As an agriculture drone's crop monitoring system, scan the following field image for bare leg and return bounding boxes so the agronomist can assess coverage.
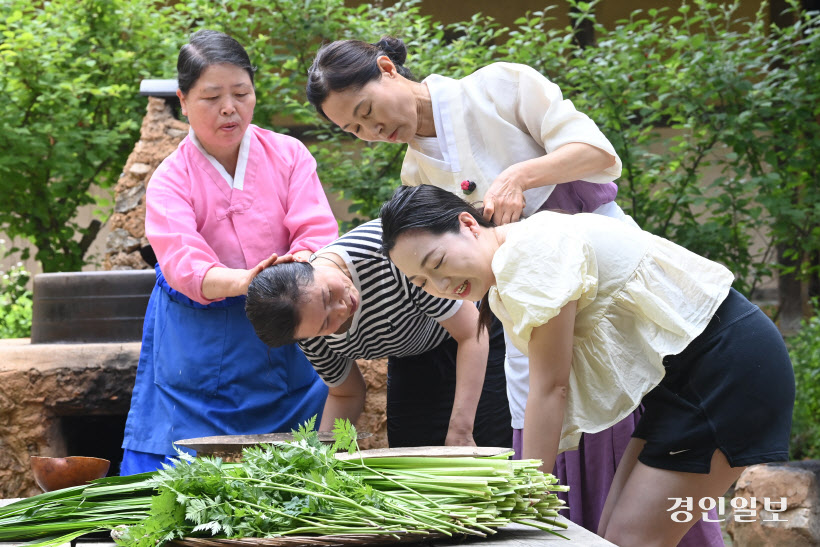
[597,438,645,536]
[601,449,744,547]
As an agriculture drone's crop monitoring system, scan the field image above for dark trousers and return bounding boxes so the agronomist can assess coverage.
[386,314,512,448]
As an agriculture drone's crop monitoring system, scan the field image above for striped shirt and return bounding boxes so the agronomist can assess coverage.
[299,220,461,386]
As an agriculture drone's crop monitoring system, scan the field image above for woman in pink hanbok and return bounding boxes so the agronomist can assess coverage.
[121,30,338,474]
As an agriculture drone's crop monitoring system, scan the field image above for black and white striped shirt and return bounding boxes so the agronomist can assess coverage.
[299,220,461,386]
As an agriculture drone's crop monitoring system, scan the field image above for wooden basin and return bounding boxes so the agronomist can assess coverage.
[30,456,110,492]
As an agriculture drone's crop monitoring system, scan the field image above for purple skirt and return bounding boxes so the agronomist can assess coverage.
[513,409,725,546]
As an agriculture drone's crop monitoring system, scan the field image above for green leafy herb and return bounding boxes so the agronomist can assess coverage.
[1,419,570,546]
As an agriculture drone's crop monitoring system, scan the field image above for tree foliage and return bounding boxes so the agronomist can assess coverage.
[789,302,820,459]
[0,0,178,272]
[522,0,820,297]
[0,240,32,339]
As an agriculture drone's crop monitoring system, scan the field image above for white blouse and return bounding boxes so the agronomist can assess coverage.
[401,62,622,216]
[489,212,734,452]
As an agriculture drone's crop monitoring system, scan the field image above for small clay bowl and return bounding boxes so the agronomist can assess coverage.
[30,456,111,492]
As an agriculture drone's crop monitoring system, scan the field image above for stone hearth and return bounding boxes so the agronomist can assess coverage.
[0,339,139,497]
[0,337,387,498]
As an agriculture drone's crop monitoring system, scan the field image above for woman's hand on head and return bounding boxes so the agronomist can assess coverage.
[239,253,295,295]
[481,144,619,226]
[483,165,528,225]
[254,252,293,272]
[202,254,290,301]
[291,250,313,263]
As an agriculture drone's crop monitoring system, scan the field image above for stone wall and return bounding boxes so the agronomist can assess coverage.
[104,97,188,270]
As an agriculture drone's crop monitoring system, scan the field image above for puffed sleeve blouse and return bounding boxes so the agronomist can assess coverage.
[488,212,734,452]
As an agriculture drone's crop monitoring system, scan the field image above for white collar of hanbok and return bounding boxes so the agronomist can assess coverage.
[188,127,252,191]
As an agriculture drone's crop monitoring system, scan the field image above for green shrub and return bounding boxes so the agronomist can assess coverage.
[788,305,820,460]
[0,241,32,339]
[0,0,177,272]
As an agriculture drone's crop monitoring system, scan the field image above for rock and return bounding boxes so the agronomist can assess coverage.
[113,185,146,214]
[128,162,152,176]
[103,251,149,271]
[121,210,146,239]
[105,228,141,255]
[166,127,188,139]
[727,461,820,546]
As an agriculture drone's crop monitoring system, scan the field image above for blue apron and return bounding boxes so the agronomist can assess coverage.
[122,265,327,459]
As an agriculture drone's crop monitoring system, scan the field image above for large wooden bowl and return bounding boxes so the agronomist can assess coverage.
[30,456,110,492]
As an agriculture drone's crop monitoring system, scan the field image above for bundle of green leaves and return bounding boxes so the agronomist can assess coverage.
[1,418,569,547]
[0,472,156,546]
[121,418,568,545]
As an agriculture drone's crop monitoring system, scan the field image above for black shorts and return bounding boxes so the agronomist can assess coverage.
[386,313,512,448]
[633,289,795,473]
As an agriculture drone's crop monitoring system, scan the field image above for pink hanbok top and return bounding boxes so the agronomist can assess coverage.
[146,124,338,304]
